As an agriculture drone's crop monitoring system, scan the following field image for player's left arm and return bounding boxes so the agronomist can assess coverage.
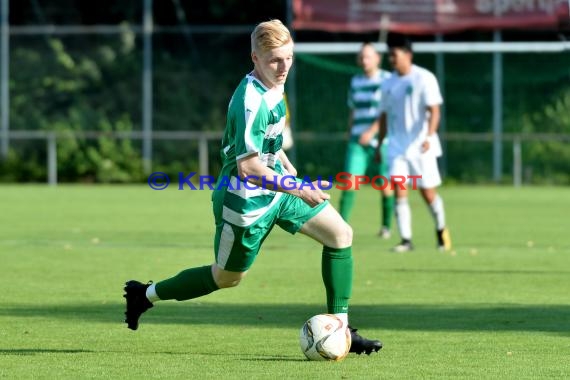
[375,84,389,161]
[427,104,440,136]
[279,149,297,177]
[422,105,440,153]
[375,112,387,163]
[422,73,443,153]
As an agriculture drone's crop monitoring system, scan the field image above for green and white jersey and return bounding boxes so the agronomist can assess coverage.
[348,69,391,146]
[215,73,287,227]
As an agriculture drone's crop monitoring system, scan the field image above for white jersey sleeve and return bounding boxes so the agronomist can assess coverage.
[422,71,443,107]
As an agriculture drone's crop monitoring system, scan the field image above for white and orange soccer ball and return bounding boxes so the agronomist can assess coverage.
[299,314,351,361]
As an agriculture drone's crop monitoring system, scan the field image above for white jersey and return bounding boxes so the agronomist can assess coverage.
[380,64,443,159]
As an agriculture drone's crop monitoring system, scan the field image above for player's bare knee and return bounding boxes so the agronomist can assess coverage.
[344,223,353,246]
[331,222,353,248]
[214,274,243,289]
[216,277,242,288]
[212,266,246,289]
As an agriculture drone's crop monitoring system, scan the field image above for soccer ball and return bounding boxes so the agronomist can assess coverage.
[299,314,351,361]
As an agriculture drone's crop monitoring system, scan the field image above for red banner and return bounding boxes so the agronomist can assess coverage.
[293,0,570,34]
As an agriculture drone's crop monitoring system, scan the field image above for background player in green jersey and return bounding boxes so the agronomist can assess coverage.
[124,20,381,356]
[339,43,395,239]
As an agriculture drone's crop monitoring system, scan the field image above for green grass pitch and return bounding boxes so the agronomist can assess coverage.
[1,185,569,379]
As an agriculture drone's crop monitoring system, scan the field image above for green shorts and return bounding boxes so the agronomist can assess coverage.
[212,192,328,272]
[345,138,388,178]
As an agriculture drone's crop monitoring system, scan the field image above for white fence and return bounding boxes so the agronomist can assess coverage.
[7,130,570,187]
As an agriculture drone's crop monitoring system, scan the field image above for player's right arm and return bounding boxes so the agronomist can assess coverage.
[422,104,440,153]
[237,155,329,207]
[421,71,444,153]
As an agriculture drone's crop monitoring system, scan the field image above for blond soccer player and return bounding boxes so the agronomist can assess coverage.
[124,20,382,356]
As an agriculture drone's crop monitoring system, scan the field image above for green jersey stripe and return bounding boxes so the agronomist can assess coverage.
[215,73,288,226]
[352,100,381,109]
[348,70,391,139]
[221,193,283,227]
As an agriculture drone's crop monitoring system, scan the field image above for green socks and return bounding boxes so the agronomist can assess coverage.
[155,265,219,301]
[322,246,353,314]
[339,191,356,221]
[382,194,395,229]
[153,249,353,313]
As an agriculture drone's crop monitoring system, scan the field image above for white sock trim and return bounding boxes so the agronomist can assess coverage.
[145,283,160,303]
[396,197,412,240]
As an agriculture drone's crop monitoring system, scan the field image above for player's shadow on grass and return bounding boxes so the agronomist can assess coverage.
[390,268,570,275]
[0,348,303,362]
[1,302,569,334]
[238,356,308,362]
[0,348,93,355]
[143,351,306,361]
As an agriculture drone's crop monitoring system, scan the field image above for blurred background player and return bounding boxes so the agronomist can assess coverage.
[124,19,382,355]
[378,35,451,252]
[339,42,395,238]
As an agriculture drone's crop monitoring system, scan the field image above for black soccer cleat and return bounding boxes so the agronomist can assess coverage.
[348,325,383,355]
[123,280,154,331]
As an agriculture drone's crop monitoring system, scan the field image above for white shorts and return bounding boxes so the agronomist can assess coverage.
[389,154,442,189]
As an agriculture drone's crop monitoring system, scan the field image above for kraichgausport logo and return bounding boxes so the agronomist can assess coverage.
[148,172,422,191]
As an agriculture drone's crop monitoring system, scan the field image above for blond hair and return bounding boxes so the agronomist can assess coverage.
[251,19,292,53]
